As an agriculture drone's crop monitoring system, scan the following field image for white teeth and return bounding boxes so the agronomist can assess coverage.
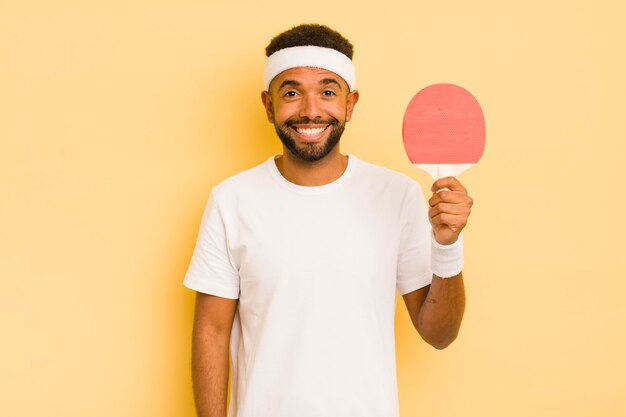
[295,127,326,137]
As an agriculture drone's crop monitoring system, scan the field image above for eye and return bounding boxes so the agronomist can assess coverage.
[322,90,336,96]
[284,91,298,98]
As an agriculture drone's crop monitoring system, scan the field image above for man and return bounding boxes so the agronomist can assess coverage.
[184,24,472,417]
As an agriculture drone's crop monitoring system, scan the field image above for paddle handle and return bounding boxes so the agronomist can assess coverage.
[414,163,475,181]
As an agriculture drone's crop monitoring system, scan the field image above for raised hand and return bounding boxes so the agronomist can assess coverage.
[428,177,473,245]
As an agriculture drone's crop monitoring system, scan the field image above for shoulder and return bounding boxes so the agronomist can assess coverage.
[351,156,422,195]
[210,157,275,201]
[348,156,428,219]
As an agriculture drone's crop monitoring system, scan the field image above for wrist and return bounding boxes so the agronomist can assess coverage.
[430,232,464,278]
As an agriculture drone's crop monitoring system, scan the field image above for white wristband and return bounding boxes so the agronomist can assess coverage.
[430,233,464,278]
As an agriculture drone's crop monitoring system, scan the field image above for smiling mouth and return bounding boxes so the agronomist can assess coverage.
[293,126,328,138]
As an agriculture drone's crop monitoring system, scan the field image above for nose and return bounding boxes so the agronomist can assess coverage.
[299,94,323,120]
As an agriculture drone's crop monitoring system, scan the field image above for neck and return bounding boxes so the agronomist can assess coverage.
[275,148,348,186]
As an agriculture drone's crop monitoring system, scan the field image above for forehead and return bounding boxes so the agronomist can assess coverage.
[270,67,349,90]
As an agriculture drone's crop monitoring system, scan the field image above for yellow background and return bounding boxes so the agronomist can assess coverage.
[2,0,625,416]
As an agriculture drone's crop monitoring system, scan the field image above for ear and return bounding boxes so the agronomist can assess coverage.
[345,90,359,123]
[261,90,274,123]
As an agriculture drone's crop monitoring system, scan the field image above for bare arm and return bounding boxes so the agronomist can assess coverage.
[402,273,465,349]
[192,292,238,417]
[403,176,471,349]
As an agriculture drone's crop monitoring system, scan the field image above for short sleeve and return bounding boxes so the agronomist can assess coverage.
[183,192,240,299]
[396,184,433,295]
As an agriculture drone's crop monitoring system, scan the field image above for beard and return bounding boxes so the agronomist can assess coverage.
[274,116,346,162]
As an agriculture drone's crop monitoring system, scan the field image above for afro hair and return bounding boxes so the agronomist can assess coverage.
[265,24,354,59]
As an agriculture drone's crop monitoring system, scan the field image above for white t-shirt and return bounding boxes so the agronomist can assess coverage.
[184,155,433,417]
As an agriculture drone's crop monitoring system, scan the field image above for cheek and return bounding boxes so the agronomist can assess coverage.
[273,103,296,121]
[328,105,348,122]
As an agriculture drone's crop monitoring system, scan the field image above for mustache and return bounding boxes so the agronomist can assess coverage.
[285,117,339,126]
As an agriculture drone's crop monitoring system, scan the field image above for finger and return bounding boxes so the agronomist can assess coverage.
[429,212,468,231]
[429,203,471,218]
[431,177,467,194]
[429,191,473,207]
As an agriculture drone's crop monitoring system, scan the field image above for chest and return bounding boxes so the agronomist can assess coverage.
[226,192,402,297]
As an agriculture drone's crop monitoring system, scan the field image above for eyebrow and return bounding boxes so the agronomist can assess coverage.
[278,79,301,90]
[320,78,343,90]
[278,78,343,90]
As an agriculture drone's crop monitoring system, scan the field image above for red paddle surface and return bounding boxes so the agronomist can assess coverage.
[402,83,485,164]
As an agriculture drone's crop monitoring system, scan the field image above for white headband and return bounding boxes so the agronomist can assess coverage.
[264,45,356,91]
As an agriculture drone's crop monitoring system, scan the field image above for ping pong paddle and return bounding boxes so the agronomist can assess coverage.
[402,83,485,180]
